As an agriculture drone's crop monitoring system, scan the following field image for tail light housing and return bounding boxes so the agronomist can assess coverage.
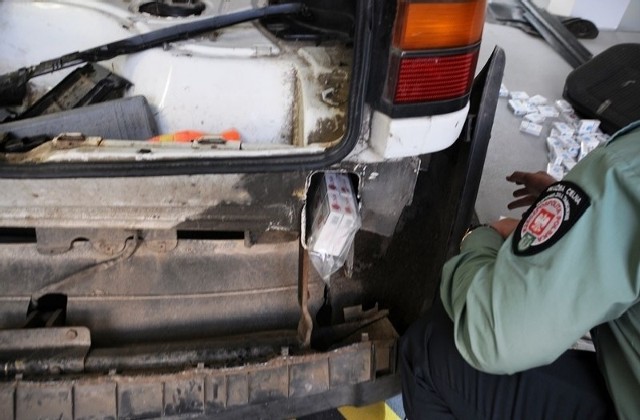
[379,0,487,118]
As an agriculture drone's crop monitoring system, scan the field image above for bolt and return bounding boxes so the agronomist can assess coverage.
[66,329,78,340]
[281,347,290,357]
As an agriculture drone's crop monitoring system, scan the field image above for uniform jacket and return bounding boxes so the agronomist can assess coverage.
[441,123,640,419]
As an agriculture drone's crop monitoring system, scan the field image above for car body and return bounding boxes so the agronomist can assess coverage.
[0,1,503,418]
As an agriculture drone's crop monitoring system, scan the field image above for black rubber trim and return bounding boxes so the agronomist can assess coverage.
[445,47,506,259]
[375,43,481,119]
[378,95,471,120]
[0,0,372,179]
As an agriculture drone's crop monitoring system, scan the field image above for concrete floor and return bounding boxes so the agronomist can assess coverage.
[476,23,640,223]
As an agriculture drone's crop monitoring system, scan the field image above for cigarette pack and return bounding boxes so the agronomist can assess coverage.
[519,121,543,136]
[538,105,560,118]
[577,119,601,134]
[563,159,577,172]
[508,99,529,116]
[510,91,529,100]
[555,99,573,113]
[524,113,546,124]
[528,94,547,105]
[547,137,579,161]
[560,111,580,127]
[552,122,576,138]
[499,83,509,98]
[546,162,565,180]
[308,173,360,257]
[579,139,600,161]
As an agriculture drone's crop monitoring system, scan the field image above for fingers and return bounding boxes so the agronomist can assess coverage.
[512,187,530,198]
[506,171,528,184]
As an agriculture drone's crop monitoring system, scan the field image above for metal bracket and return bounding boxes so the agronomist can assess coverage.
[36,228,136,255]
[36,228,178,255]
[0,327,91,376]
[297,246,313,348]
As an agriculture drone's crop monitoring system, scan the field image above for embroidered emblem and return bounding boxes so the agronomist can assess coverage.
[513,181,590,256]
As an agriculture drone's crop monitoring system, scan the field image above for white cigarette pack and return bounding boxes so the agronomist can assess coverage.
[546,162,565,180]
[552,122,576,138]
[510,91,529,100]
[527,94,547,105]
[563,159,577,172]
[579,139,600,161]
[524,113,546,124]
[308,173,360,257]
[508,99,529,116]
[499,84,509,98]
[519,121,543,137]
[560,111,580,127]
[555,99,573,113]
[577,119,601,134]
[538,105,560,118]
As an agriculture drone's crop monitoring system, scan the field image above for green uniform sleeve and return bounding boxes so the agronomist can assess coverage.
[441,135,640,375]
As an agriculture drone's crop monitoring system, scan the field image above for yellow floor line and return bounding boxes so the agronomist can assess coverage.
[338,402,401,420]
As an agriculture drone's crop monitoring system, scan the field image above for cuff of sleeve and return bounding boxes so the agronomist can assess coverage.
[461,226,504,252]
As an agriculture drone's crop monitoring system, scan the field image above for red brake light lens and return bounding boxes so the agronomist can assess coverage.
[393,50,479,104]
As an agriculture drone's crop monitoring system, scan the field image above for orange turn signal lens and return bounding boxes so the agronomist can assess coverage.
[394,0,487,50]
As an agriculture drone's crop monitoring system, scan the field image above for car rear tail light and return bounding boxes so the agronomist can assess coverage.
[394,51,479,103]
[380,0,487,116]
[394,1,487,50]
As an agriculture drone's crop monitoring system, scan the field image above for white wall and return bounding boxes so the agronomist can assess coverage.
[547,0,575,16]
[619,0,640,31]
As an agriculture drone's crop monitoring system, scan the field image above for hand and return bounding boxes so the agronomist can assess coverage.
[490,218,520,239]
[506,171,556,210]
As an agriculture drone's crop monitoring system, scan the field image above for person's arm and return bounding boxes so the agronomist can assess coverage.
[441,161,640,374]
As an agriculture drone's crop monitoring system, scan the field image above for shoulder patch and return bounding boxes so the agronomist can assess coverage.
[512,181,591,256]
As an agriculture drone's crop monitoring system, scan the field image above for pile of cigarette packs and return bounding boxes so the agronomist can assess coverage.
[501,84,610,180]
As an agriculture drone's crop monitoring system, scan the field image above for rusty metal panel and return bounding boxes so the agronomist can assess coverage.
[0,173,308,232]
[16,382,73,420]
[248,366,288,404]
[289,360,330,398]
[73,382,117,420]
[0,339,390,418]
[0,383,15,420]
[0,327,90,376]
[0,239,329,347]
[204,375,227,412]
[163,378,205,416]
[225,374,248,408]
[329,345,373,388]
[117,382,163,420]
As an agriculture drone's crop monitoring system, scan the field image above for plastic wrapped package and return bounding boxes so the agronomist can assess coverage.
[307,173,361,282]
